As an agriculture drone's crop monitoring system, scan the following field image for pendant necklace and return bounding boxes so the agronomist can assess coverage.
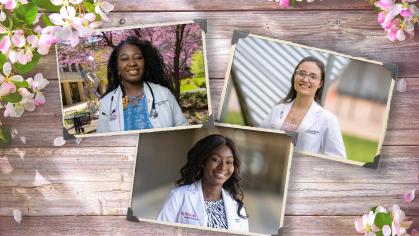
[291,110,308,124]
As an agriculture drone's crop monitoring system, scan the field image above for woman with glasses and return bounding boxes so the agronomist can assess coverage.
[260,56,346,159]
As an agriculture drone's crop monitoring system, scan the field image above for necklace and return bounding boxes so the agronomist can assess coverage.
[291,109,308,124]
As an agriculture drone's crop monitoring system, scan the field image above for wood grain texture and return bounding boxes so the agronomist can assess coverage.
[107,0,373,11]
[0,147,136,216]
[38,11,419,79]
[1,216,419,236]
[2,1,419,235]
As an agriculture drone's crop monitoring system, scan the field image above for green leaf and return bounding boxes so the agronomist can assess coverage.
[85,0,94,4]
[374,212,393,230]
[13,80,29,89]
[376,231,384,236]
[0,53,7,71]
[12,13,24,28]
[9,17,13,30]
[371,206,378,213]
[94,13,102,22]
[0,126,12,147]
[24,4,39,25]
[291,0,297,4]
[15,51,40,73]
[374,5,382,13]
[32,0,61,12]
[5,91,23,103]
[42,13,56,27]
[16,3,39,25]
[83,1,95,13]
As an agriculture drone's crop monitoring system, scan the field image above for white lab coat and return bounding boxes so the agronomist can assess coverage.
[97,82,189,133]
[157,179,249,232]
[260,100,347,159]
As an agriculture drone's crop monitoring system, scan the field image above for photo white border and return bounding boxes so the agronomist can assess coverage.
[128,122,295,236]
[56,20,213,139]
[217,32,396,167]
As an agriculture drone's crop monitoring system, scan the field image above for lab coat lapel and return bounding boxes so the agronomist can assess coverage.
[274,101,294,130]
[222,188,237,231]
[296,100,321,138]
[187,180,206,227]
[109,86,124,132]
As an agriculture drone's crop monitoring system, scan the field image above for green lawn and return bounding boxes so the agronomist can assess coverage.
[180,84,198,91]
[224,111,245,126]
[342,134,378,163]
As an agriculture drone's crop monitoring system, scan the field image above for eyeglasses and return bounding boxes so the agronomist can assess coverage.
[294,70,321,83]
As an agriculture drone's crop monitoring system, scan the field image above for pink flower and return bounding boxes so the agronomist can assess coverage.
[0,10,6,21]
[18,88,34,103]
[382,225,391,236]
[0,62,24,96]
[33,93,45,106]
[31,73,49,91]
[3,0,17,10]
[72,13,102,37]
[49,6,79,41]
[0,36,11,53]
[11,31,25,48]
[275,0,289,7]
[378,11,386,24]
[94,0,114,21]
[355,211,380,234]
[375,0,395,11]
[411,229,418,236]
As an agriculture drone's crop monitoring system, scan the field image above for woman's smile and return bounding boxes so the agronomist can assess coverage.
[118,44,146,83]
[202,145,235,187]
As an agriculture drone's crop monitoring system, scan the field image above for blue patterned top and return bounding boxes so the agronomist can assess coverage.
[123,89,153,131]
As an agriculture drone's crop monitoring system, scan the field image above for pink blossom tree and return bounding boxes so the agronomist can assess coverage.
[58,23,203,101]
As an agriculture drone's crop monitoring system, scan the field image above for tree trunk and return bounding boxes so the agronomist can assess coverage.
[173,24,186,102]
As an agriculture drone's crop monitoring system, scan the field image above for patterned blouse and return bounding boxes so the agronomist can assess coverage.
[280,121,299,132]
[123,89,153,131]
[204,199,228,229]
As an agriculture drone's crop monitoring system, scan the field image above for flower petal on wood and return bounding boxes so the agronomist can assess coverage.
[396,78,407,92]
[53,136,66,146]
[13,209,22,226]
[404,190,415,202]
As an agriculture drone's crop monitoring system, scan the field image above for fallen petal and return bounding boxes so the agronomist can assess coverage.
[13,209,22,226]
[75,138,82,145]
[20,136,26,144]
[53,136,66,146]
[404,189,416,202]
[411,229,418,236]
[397,78,407,92]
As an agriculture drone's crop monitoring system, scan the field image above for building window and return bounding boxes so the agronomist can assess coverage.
[69,82,81,104]
[61,83,67,106]
[71,63,77,72]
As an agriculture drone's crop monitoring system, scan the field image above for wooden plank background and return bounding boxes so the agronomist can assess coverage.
[1,0,419,235]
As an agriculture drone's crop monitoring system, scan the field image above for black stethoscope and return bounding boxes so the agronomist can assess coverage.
[108,81,158,119]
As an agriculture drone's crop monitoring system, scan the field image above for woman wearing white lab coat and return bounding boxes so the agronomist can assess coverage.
[260,56,346,159]
[157,135,249,232]
[97,36,188,133]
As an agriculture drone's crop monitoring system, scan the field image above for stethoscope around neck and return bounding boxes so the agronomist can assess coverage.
[108,80,158,119]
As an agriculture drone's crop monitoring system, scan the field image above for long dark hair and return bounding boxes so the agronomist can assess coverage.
[278,56,325,105]
[176,134,247,219]
[101,35,174,98]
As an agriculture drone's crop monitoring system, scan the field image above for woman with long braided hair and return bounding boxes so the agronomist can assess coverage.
[97,36,188,133]
[157,134,249,232]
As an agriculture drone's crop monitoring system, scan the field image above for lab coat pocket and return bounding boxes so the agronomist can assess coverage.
[298,130,321,153]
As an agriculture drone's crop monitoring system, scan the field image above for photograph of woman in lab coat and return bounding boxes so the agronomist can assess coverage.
[260,56,347,159]
[157,134,249,232]
[97,36,188,133]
